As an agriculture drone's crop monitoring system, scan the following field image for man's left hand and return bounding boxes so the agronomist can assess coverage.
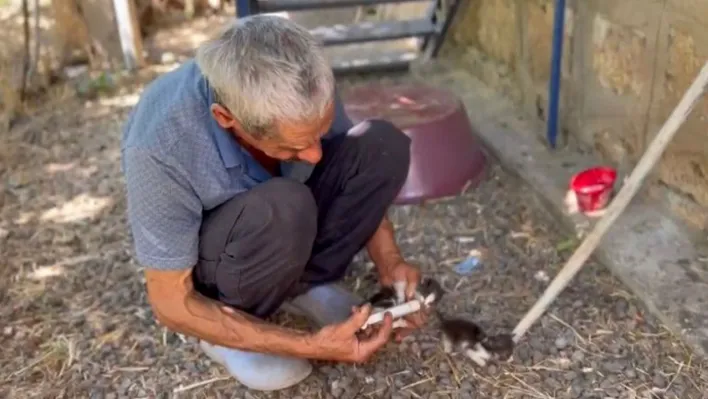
[378,261,429,342]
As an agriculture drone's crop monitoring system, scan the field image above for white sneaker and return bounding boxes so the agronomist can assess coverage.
[200,340,313,391]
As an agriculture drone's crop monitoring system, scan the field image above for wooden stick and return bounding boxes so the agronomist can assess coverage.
[112,0,145,70]
[512,61,708,343]
[21,0,30,103]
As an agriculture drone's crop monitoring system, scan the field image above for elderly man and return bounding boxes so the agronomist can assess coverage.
[121,15,427,391]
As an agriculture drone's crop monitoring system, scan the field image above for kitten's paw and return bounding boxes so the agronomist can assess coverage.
[465,344,492,367]
[442,336,453,353]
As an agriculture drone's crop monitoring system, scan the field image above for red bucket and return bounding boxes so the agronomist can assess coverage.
[570,166,617,212]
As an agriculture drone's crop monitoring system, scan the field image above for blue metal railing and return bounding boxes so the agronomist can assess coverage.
[546,0,567,149]
[237,0,255,17]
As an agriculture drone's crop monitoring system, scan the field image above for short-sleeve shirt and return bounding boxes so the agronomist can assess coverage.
[120,59,353,270]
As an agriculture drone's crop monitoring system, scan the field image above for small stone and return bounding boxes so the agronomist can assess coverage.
[625,369,637,378]
[570,381,584,398]
[516,346,532,363]
[533,350,544,363]
[0,227,8,241]
[652,373,666,388]
[557,357,572,369]
[420,342,436,350]
[439,362,450,372]
[118,379,131,393]
[545,377,562,390]
[608,342,622,354]
[603,360,626,373]
[3,326,12,336]
[339,377,352,389]
[331,388,344,398]
[564,371,578,381]
[571,351,585,363]
[185,362,198,373]
[555,336,570,349]
[487,364,498,374]
[529,337,544,349]
[375,380,388,392]
[459,381,473,391]
[322,366,339,379]
[614,299,629,316]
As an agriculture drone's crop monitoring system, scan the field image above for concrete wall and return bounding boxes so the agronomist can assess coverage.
[445,0,708,231]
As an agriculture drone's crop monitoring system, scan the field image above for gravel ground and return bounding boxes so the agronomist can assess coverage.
[2,67,708,399]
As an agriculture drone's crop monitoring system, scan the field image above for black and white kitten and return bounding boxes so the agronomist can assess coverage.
[436,310,514,367]
[364,278,445,329]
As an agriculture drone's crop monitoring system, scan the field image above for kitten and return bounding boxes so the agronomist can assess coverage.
[436,310,515,367]
[416,278,445,306]
[364,278,445,329]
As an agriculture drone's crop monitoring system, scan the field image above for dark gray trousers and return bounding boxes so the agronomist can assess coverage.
[192,120,411,318]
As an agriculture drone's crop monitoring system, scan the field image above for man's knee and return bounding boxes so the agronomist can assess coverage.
[240,178,318,254]
[205,178,317,315]
[354,118,411,187]
[196,178,317,286]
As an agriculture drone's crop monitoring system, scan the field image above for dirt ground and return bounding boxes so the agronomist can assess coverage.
[2,11,708,399]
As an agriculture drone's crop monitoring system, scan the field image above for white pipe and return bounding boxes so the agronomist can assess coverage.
[361,300,422,330]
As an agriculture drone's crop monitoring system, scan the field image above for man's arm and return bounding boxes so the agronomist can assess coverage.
[145,268,319,357]
[366,216,405,278]
[123,148,319,357]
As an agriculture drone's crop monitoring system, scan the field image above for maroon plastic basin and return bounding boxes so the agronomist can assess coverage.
[342,83,488,204]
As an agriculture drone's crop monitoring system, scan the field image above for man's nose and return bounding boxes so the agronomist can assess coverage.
[298,144,322,164]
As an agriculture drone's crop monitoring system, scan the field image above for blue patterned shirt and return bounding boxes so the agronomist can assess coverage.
[120,59,353,270]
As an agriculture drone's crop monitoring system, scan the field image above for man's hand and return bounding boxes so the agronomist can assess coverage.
[308,304,394,363]
[378,261,429,342]
[366,216,430,342]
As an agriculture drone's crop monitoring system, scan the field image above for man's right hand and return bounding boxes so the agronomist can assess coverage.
[307,304,394,363]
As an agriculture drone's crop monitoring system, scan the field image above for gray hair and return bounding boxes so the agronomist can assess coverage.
[195,15,335,138]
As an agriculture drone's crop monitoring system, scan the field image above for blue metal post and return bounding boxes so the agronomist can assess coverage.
[237,0,254,18]
[546,0,566,149]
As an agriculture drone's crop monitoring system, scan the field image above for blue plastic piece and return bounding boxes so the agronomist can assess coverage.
[454,256,481,275]
[546,0,566,149]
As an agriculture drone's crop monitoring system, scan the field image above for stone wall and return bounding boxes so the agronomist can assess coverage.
[445,0,708,231]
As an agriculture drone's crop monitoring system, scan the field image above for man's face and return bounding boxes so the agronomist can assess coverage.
[211,101,336,164]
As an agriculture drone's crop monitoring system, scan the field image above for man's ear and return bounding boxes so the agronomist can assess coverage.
[210,104,237,129]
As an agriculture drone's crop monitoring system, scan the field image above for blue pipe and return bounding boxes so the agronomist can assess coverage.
[236,0,253,18]
[546,0,566,149]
